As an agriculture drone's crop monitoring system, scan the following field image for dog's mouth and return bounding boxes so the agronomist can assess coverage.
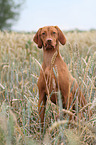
[45,44,55,50]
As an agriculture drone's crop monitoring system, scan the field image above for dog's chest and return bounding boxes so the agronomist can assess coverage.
[44,67,58,93]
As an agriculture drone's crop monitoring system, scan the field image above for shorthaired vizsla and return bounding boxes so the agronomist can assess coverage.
[33,26,86,131]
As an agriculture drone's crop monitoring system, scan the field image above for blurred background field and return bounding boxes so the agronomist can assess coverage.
[0,30,96,145]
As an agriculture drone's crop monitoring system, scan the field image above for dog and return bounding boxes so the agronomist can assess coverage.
[33,26,86,131]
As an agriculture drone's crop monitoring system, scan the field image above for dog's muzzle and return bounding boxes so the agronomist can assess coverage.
[45,38,55,50]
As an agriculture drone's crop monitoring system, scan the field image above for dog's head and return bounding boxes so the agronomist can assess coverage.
[33,26,66,50]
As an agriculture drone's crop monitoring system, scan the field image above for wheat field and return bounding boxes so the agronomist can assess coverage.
[0,30,96,145]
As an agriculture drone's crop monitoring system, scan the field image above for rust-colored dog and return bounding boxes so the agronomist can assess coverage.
[33,26,86,131]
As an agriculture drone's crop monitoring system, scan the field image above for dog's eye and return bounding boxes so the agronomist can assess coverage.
[53,32,56,34]
[42,32,45,35]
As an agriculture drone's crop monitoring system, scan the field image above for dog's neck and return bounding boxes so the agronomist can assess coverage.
[43,44,60,67]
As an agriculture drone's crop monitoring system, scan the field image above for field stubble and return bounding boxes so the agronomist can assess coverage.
[0,30,96,145]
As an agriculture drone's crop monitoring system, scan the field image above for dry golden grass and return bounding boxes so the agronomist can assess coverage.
[0,30,96,145]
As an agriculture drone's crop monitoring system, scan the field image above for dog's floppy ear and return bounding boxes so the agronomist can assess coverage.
[33,28,42,48]
[55,26,66,45]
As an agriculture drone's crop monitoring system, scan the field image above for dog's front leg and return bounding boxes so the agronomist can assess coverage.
[38,91,47,132]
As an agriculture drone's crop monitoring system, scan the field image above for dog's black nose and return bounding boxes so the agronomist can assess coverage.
[46,38,52,44]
